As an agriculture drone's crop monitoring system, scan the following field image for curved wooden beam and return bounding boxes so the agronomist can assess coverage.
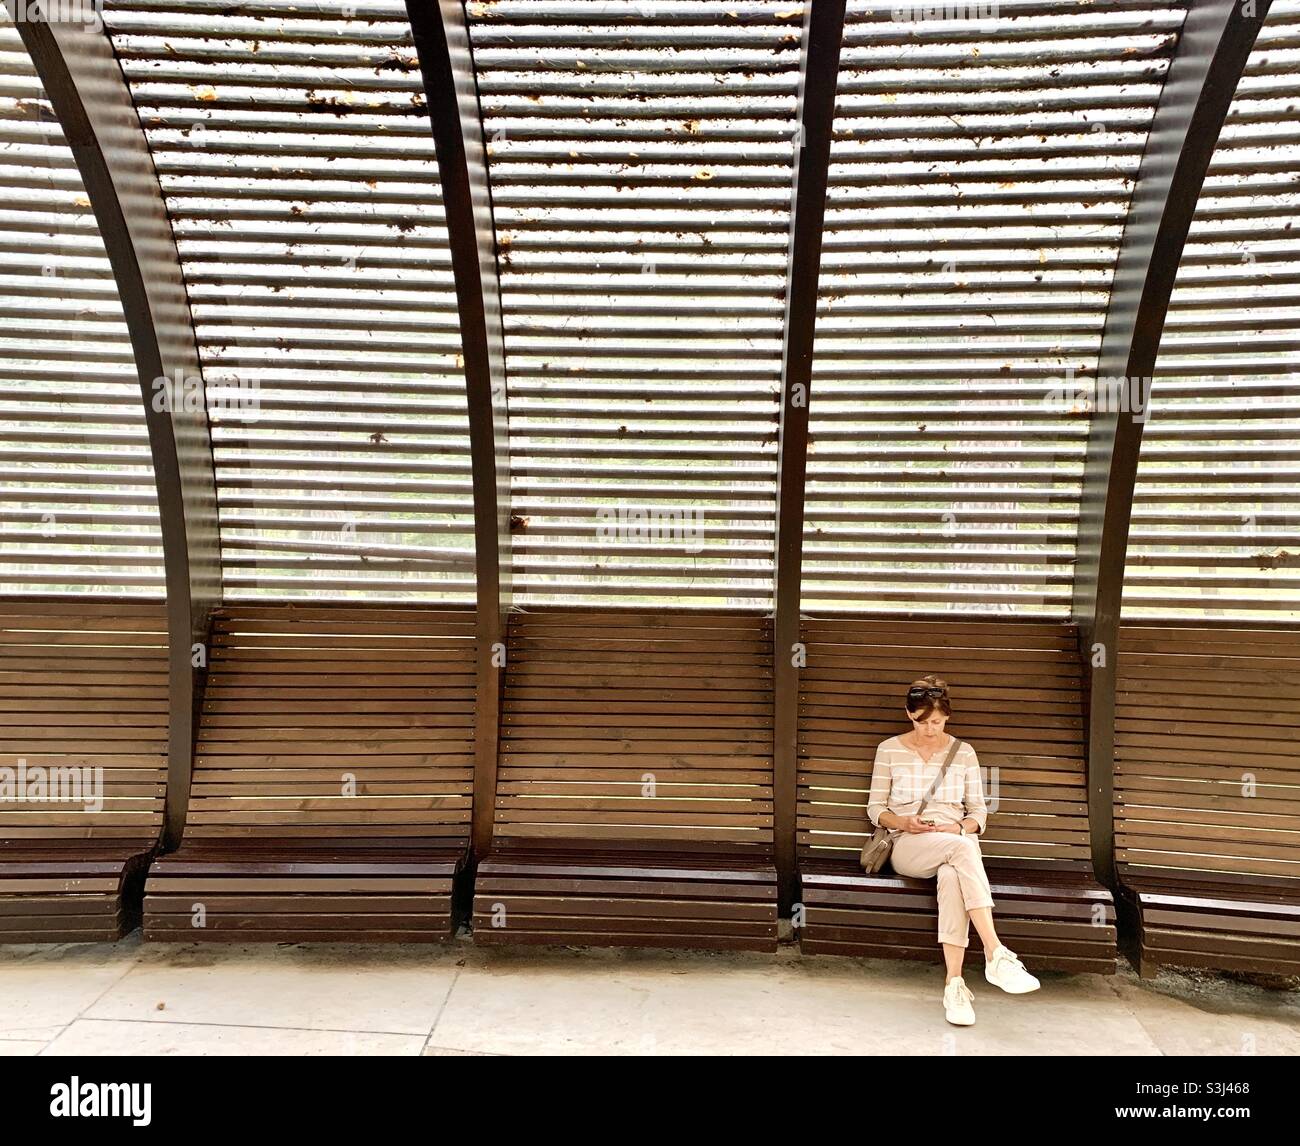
[406,0,512,861]
[1073,0,1271,888]
[14,9,222,852]
[773,0,847,912]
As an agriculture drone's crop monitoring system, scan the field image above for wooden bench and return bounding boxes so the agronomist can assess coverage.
[143,605,474,942]
[146,842,463,942]
[799,862,1116,973]
[796,617,1117,973]
[472,609,779,952]
[0,602,168,942]
[1116,624,1300,977]
[475,841,778,951]
[1122,869,1300,977]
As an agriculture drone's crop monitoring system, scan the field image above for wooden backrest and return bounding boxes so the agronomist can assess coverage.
[1116,624,1300,883]
[187,604,475,845]
[495,609,774,853]
[0,601,168,845]
[798,617,1089,866]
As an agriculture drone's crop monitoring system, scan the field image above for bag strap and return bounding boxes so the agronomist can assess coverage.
[915,737,964,818]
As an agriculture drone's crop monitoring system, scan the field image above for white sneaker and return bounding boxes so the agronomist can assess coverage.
[943,976,976,1026]
[984,944,1041,994]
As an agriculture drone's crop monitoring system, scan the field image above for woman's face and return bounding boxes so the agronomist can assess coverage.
[906,707,948,736]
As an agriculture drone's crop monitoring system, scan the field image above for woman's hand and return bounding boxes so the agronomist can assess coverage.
[896,815,940,833]
[936,820,977,835]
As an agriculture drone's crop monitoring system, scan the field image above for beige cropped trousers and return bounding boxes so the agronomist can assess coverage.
[890,832,996,948]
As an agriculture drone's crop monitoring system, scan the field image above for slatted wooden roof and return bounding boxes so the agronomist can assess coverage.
[1126,0,1300,621]
[0,6,164,596]
[804,0,1185,616]
[468,0,795,607]
[102,0,477,601]
[0,0,1296,626]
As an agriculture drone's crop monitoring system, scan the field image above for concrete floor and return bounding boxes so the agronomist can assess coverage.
[1,935,1296,1056]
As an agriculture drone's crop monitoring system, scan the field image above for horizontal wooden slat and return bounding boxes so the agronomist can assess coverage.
[185,605,475,842]
[1115,624,1300,885]
[96,0,476,602]
[0,601,168,842]
[494,611,774,848]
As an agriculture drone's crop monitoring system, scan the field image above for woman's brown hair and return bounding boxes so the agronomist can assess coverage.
[906,674,952,720]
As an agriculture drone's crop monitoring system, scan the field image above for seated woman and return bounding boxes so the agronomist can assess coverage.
[866,675,1040,1026]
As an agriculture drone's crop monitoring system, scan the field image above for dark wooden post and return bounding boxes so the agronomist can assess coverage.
[1073,0,1271,887]
[406,0,512,861]
[14,11,223,851]
[772,0,847,912]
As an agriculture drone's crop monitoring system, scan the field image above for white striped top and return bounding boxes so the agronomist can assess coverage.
[866,735,988,836]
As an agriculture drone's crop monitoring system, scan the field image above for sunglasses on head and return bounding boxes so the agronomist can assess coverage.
[906,685,946,704]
